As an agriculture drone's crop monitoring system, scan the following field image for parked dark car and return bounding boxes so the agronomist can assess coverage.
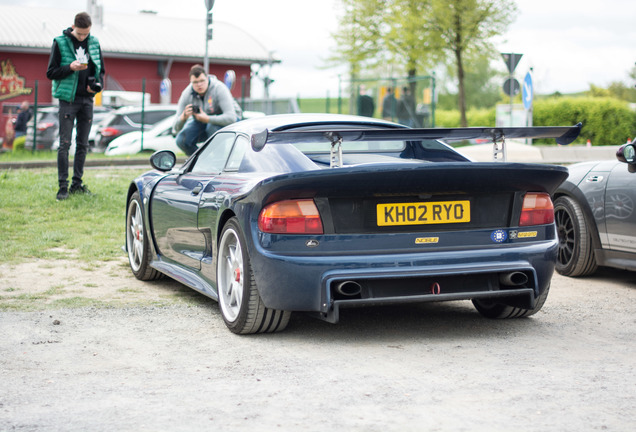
[553,139,636,276]
[26,105,113,151]
[49,106,114,153]
[125,114,580,334]
[95,105,177,150]
[24,107,58,151]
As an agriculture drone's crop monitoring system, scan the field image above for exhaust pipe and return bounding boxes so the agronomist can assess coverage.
[499,272,529,287]
[335,281,362,297]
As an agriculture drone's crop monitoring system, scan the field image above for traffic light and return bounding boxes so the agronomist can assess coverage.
[206,11,213,40]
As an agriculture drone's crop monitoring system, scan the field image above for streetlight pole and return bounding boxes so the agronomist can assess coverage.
[203,0,215,73]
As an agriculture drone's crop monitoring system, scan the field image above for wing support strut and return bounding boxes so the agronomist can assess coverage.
[325,131,343,168]
[492,133,507,161]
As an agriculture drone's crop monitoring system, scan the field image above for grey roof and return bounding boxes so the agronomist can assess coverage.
[0,5,276,65]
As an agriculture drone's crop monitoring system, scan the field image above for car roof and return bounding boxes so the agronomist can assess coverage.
[147,114,176,133]
[110,104,178,115]
[34,106,59,113]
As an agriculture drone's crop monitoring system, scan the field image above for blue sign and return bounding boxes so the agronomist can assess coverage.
[224,70,236,90]
[491,229,508,243]
[522,72,533,110]
[159,79,170,96]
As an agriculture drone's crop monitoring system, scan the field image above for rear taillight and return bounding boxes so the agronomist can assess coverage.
[258,199,324,234]
[36,122,55,131]
[100,127,122,137]
[519,192,554,226]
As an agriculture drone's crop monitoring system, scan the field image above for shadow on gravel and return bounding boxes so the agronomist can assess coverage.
[585,267,636,286]
[274,300,542,342]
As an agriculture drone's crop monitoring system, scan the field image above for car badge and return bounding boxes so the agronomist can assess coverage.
[491,229,508,243]
[415,237,439,244]
[305,239,320,248]
[517,231,538,239]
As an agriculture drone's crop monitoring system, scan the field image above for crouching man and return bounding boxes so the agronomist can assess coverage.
[173,64,242,156]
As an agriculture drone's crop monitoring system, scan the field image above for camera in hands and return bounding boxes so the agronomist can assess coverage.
[88,77,102,92]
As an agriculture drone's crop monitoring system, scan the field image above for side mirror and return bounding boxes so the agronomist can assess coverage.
[150,150,176,172]
[616,143,636,164]
[616,142,636,173]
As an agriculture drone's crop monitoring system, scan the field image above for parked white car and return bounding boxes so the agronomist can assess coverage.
[104,111,265,156]
[104,115,180,156]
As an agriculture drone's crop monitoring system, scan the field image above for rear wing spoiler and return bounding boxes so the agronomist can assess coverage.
[250,123,582,166]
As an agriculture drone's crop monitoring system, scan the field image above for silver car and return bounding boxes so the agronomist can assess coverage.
[553,139,636,276]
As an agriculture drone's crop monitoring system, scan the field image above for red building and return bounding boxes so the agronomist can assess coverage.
[0,4,276,144]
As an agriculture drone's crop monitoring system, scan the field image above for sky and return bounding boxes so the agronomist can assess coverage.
[5,0,635,98]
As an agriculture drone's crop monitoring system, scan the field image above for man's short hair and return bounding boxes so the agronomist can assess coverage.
[74,12,92,29]
[189,65,207,78]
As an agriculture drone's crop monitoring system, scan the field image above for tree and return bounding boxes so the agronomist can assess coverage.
[329,0,387,110]
[382,0,441,118]
[382,0,441,78]
[586,63,636,103]
[330,0,516,126]
[428,0,516,126]
[438,53,506,110]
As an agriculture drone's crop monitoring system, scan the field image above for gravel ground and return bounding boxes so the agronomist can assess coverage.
[1,260,635,432]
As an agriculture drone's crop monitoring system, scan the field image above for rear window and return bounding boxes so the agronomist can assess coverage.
[99,112,124,126]
[37,111,57,122]
[292,140,405,154]
[278,124,465,162]
[124,110,174,125]
[143,110,175,124]
[43,112,57,119]
[281,124,406,154]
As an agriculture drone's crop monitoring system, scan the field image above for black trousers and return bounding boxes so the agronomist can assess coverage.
[57,97,93,188]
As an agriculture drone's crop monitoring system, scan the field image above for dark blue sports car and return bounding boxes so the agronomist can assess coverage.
[125,114,580,334]
[553,139,636,276]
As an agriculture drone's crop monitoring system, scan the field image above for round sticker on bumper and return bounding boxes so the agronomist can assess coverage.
[491,229,508,243]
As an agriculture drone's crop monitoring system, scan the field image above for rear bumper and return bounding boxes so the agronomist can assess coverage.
[249,238,557,321]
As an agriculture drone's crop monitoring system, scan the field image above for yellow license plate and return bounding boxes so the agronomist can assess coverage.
[377,200,471,226]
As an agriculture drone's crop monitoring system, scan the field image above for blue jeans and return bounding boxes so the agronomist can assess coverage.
[175,119,221,156]
[57,98,93,188]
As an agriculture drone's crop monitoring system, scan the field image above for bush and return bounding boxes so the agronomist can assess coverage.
[12,135,26,151]
[435,108,496,128]
[533,97,636,145]
[433,97,635,146]
[435,110,461,127]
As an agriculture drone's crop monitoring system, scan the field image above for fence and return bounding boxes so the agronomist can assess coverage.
[337,75,437,127]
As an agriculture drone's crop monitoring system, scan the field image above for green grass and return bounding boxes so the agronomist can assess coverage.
[297,97,352,114]
[0,164,218,312]
[0,166,147,263]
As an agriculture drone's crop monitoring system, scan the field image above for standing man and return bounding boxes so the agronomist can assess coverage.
[397,86,415,127]
[356,85,375,117]
[173,64,242,156]
[46,11,104,201]
[382,87,397,121]
[13,101,32,138]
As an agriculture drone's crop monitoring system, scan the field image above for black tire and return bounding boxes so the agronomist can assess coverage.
[472,284,551,319]
[126,191,162,281]
[554,195,598,277]
[217,217,291,334]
